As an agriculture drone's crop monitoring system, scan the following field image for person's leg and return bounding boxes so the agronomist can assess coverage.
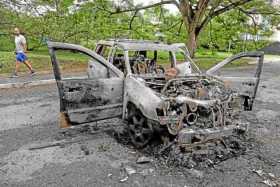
[12,52,22,77]
[15,60,20,74]
[22,52,35,75]
[11,61,20,78]
[23,60,34,72]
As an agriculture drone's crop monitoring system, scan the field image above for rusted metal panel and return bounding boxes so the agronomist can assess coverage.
[60,112,71,128]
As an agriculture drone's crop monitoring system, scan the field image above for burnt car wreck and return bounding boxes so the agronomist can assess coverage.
[47,39,264,149]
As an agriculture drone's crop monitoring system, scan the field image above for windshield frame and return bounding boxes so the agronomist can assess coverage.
[124,48,202,76]
[123,49,177,76]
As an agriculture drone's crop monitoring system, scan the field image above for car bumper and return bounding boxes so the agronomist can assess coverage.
[177,123,248,146]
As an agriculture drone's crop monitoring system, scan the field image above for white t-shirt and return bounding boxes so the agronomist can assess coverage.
[15,34,26,53]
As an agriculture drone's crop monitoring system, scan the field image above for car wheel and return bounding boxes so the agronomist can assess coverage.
[126,104,154,148]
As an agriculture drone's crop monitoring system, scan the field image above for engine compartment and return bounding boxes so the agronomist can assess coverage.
[138,75,243,137]
[142,75,232,100]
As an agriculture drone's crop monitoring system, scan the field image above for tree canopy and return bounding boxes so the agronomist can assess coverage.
[0,0,279,56]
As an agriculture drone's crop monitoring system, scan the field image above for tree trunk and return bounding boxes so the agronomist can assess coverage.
[181,14,200,58]
[187,30,198,58]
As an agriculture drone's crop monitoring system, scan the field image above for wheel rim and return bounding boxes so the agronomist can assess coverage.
[127,106,153,148]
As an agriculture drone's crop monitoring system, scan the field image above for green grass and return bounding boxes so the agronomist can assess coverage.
[0,50,88,75]
[0,51,51,74]
[0,49,250,75]
[155,50,249,70]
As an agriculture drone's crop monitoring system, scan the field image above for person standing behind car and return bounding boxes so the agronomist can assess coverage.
[11,27,36,78]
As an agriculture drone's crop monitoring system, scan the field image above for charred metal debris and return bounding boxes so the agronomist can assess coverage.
[47,39,264,151]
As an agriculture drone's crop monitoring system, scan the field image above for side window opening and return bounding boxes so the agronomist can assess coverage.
[211,56,259,77]
[54,49,116,80]
[112,48,126,73]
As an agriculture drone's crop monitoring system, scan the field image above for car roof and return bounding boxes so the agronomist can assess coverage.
[97,39,184,52]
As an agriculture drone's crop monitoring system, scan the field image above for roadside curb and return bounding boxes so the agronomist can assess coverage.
[0,79,56,89]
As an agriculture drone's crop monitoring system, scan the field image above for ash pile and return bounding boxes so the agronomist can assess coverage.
[116,124,250,170]
[154,131,248,169]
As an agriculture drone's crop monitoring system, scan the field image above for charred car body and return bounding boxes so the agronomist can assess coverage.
[47,39,264,148]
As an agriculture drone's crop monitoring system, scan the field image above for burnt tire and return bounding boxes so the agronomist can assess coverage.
[126,104,154,148]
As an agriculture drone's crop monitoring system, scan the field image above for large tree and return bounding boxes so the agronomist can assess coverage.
[109,0,266,57]
[1,0,278,53]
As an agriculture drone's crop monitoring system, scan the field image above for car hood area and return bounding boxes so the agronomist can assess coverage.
[137,74,233,103]
[128,74,243,141]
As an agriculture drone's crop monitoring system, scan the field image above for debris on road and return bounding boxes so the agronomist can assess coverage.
[124,166,137,175]
[28,136,96,151]
[158,141,176,155]
[253,169,265,177]
[188,169,204,179]
[80,144,90,155]
[140,168,154,176]
[252,169,280,187]
[28,140,68,150]
[107,173,113,177]
[261,179,277,187]
[136,156,152,164]
[119,176,128,183]
[98,143,111,152]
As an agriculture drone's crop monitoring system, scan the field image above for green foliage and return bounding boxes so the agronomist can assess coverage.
[0,0,279,54]
[198,3,277,53]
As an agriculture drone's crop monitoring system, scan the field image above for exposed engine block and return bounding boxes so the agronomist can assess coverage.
[144,76,243,137]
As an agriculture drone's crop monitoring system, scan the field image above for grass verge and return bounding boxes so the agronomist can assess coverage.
[0,50,252,75]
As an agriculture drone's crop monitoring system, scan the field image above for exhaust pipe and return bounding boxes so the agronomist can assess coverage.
[186,112,197,125]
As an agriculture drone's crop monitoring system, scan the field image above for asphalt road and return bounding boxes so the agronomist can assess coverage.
[0,61,280,187]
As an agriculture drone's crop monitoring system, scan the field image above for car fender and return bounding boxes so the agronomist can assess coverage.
[124,75,162,121]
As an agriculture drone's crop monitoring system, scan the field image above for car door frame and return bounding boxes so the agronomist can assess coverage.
[47,41,124,127]
[206,51,264,110]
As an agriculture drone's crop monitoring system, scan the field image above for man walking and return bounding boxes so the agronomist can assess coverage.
[11,27,35,78]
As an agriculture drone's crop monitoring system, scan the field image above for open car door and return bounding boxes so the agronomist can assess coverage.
[206,51,264,110]
[47,42,124,128]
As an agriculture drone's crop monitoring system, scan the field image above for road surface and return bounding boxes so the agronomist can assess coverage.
[0,62,280,186]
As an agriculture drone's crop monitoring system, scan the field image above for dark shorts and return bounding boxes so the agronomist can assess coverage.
[16,52,28,62]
